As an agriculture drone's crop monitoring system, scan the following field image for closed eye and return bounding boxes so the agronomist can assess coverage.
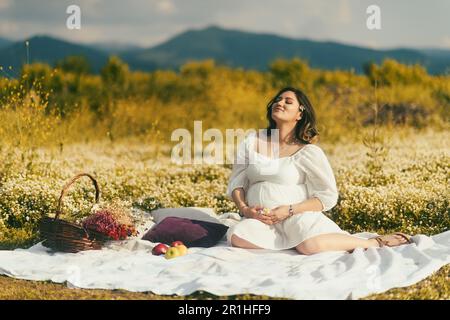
[275,97,294,104]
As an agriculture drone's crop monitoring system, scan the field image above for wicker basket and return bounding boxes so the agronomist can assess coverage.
[39,173,110,253]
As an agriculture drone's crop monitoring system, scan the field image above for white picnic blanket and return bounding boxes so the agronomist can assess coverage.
[0,208,449,300]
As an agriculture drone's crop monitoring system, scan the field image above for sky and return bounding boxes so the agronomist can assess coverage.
[0,0,449,49]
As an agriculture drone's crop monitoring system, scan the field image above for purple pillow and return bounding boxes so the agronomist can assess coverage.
[142,216,229,248]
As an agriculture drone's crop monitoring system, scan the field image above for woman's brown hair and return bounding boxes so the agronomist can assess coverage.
[265,87,319,144]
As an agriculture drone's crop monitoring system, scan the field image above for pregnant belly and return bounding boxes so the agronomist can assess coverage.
[246,182,309,209]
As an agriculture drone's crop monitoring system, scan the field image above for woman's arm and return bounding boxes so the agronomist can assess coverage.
[292,197,324,213]
[295,144,339,211]
[231,188,273,224]
[231,187,249,215]
[266,197,324,223]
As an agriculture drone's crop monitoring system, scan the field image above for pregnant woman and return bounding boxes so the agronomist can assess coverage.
[226,87,412,255]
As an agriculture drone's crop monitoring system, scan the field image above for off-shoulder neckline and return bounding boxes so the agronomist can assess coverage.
[248,133,314,160]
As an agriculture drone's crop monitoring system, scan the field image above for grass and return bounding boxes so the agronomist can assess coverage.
[0,275,283,300]
[0,129,448,300]
[0,264,448,300]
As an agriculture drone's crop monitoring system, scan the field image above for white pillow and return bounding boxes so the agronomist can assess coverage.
[149,207,222,224]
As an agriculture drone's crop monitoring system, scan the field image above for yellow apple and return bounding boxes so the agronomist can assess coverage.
[176,244,188,256]
[164,246,181,259]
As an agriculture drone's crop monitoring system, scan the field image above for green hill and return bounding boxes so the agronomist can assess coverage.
[121,25,447,74]
[0,37,12,49]
[0,35,109,74]
[0,26,449,75]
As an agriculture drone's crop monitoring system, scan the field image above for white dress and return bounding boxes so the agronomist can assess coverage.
[226,131,350,250]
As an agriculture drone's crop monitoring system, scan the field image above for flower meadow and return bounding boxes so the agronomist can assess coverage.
[0,57,449,299]
[0,56,448,284]
[0,127,448,249]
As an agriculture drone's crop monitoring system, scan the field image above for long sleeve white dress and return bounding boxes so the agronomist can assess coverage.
[226,130,350,250]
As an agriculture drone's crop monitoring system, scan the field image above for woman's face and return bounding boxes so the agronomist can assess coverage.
[270,90,303,124]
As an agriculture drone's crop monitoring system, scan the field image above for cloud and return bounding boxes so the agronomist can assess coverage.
[0,0,448,49]
[442,36,450,49]
[0,20,19,34]
[0,0,11,10]
[360,39,380,49]
[156,0,176,15]
[337,0,352,24]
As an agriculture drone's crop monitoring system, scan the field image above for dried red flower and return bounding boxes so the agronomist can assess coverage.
[82,210,135,241]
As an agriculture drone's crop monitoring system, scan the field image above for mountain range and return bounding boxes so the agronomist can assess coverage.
[0,37,12,49]
[0,25,449,75]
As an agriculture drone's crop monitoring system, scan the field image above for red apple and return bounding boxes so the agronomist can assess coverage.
[152,243,169,256]
[171,241,185,247]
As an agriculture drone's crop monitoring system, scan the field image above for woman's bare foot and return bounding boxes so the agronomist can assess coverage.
[370,232,412,248]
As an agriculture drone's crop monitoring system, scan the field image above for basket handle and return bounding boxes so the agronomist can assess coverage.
[55,173,100,221]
